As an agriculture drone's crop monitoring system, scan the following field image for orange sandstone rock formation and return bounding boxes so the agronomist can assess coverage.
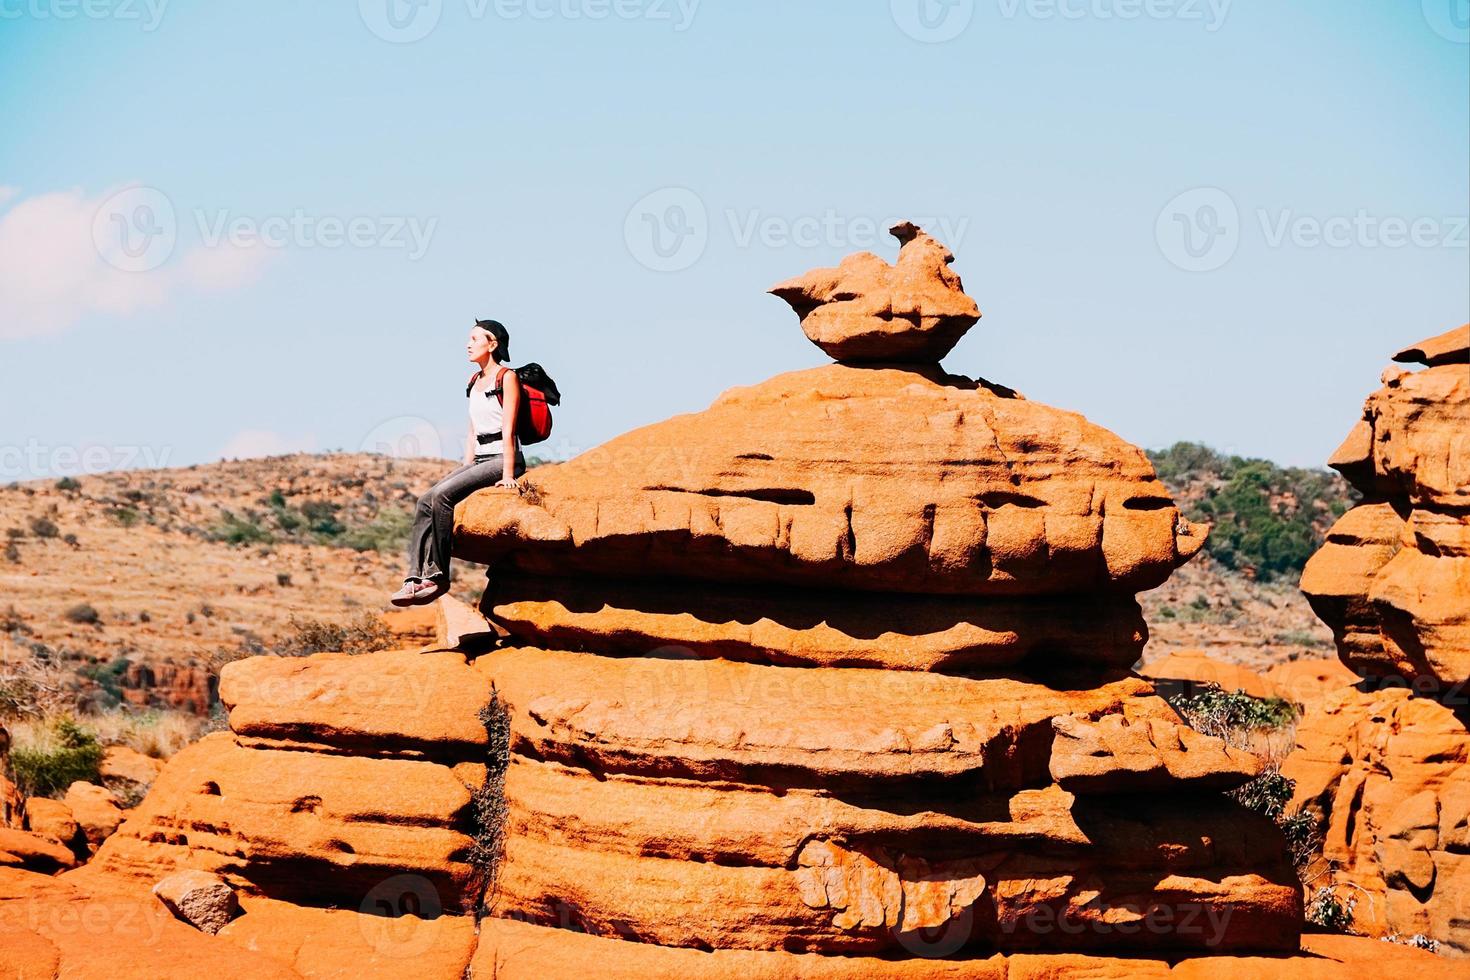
[1284,324,1470,952]
[16,228,1395,975]
[451,225,1300,964]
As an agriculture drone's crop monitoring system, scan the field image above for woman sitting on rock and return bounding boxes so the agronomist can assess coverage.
[391,319,528,607]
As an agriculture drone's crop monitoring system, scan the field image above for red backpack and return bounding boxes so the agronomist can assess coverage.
[467,365,555,445]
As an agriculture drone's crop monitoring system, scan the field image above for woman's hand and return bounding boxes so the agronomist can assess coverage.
[497,475,520,492]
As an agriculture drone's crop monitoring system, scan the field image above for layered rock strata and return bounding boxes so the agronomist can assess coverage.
[453,226,1302,963]
[1285,324,1470,952]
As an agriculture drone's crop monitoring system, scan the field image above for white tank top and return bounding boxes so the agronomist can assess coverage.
[468,370,506,455]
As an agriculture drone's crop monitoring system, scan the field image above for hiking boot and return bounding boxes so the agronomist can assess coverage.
[390,578,445,607]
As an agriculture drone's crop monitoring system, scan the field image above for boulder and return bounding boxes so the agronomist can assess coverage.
[63,781,123,852]
[153,869,238,934]
[0,828,76,873]
[1263,657,1357,707]
[767,222,981,363]
[0,866,297,978]
[0,774,22,829]
[23,798,80,850]
[101,745,165,787]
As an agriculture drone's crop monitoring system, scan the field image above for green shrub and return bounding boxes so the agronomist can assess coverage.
[340,508,414,553]
[207,510,274,545]
[80,656,132,701]
[108,507,140,527]
[55,477,80,492]
[301,500,345,539]
[1170,686,1299,739]
[1147,442,1356,582]
[1306,885,1356,934]
[8,718,105,798]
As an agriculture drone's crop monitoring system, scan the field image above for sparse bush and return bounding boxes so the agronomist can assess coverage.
[276,572,292,587]
[3,542,18,563]
[55,477,80,492]
[1171,686,1298,740]
[62,533,79,548]
[79,656,132,701]
[340,508,414,553]
[206,509,273,545]
[270,613,395,657]
[8,718,105,798]
[1306,885,1357,934]
[471,687,511,909]
[108,507,140,527]
[301,500,346,539]
[28,516,59,539]
[0,605,27,634]
[64,603,102,626]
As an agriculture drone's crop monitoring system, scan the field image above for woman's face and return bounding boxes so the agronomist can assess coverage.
[467,327,496,364]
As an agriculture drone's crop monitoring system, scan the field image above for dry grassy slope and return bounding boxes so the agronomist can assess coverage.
[0,453,482,714]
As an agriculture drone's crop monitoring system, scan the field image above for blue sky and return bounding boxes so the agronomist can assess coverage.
[1,0,1466,480]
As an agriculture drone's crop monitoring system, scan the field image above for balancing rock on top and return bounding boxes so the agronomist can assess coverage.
[769,221,981,363]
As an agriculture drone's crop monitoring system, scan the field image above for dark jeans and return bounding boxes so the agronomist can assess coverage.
[405,451,526,584]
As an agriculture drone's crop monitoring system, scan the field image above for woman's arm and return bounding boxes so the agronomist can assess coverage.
[464,426,475,467]
[498,370,522,488]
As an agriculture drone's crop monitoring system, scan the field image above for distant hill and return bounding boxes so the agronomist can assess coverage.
[1147,442,1358,585]
[0,452,501,718]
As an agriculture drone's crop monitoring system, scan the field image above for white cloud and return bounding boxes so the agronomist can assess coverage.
[0,185,272,341]
[217,429,318,461]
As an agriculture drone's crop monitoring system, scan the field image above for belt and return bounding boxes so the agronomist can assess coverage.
[475,431,502,445]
